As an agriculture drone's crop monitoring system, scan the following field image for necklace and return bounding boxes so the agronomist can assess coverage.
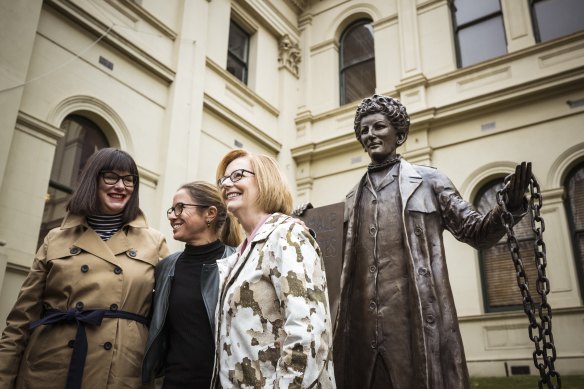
[367,155,401,172]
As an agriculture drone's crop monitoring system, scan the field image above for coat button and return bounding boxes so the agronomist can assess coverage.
[103,342,112,350]
[69,247,80,255]
[80,265,89,273]
[372,199,377,205]
[370,340,377,349]
[418,267,429,277]
[127,250,137,257]
[113,267,122,275]
[75,301,84,310]
[414,226,423,236]
[110,304,118,311]
[426,315,435,324]
[68,340,75,348]
[369,226,377,236]
[369,265,376,273]
[369,301,376,310]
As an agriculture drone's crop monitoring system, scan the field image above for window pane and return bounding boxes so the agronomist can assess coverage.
[341,22,374,67]
[227,55,246,83]
[454,0,501,25]
[565,164,584,300]
[227,21,249,83]
[341,59,376,105]
[340,19,375,105]
[228,22,249,62]
[533,0,584,42]
[458,16,507,67]
[38,116,108,248]
[567,165,584,229]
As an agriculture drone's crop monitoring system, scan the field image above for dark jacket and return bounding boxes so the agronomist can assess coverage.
[333,159,525,389]
[141,245,236,384]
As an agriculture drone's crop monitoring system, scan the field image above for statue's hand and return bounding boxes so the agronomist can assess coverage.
[292,202,314,216]
[506,161,532,211]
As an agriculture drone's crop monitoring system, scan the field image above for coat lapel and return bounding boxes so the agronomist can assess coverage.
[399,160,423,210]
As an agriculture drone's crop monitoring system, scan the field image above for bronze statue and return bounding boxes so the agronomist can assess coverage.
[332,95,531,389]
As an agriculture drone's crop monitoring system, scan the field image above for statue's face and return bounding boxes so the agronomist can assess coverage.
[358,113,404,164]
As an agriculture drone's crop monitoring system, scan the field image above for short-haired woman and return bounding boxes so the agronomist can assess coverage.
[142,181,243,388]
[0,148,169,389]
[211,149,336,388]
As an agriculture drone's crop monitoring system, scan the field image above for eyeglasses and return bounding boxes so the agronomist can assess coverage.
[217,169,255,187]
[167,202,210,217]
[101,171,137,188]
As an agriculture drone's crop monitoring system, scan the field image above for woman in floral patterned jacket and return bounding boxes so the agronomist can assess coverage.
[211,149,336,389]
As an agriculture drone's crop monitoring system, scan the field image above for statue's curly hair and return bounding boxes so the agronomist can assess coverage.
[353,95,410,142]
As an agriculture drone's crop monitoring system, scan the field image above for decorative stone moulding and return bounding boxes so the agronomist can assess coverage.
[278,34,301,78]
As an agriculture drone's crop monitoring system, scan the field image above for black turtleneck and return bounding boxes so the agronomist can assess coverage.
[163,239,225,389]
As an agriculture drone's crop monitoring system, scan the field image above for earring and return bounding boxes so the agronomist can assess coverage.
[206,220,211,228]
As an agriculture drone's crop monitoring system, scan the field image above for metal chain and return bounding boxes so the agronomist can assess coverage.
[496,174,561,389]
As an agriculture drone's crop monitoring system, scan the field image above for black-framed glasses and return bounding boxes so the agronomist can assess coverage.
[217,169,255,187]
[166,202,210,217]
[101,171,137,188]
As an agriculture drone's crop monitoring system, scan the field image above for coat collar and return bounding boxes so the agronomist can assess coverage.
[223,213,290,287]
[59,210,149,266]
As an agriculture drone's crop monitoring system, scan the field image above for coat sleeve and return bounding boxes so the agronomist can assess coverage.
[268,221,332,388]
[432,168,526,250]
[0,238,50,387]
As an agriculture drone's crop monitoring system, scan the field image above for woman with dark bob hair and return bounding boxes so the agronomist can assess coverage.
[0,148,169,389]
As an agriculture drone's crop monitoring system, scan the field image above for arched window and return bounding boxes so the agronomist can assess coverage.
[564,163,584,300]
[339,19,376,106]
[476,179,539,312]
[38,115,109,247]
[451,0,507,68]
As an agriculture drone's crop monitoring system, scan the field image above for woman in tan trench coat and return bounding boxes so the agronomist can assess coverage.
[0,148,169,389]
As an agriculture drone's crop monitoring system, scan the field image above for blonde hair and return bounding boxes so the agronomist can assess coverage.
[179,181,244,247]
[216,149,293,215]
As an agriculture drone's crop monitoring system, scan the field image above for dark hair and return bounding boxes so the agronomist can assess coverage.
[67,148,140,223]
[179,181,244,247]
[353,94,410,144]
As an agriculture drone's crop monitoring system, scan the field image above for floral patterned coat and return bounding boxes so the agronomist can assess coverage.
[212,213,336,388]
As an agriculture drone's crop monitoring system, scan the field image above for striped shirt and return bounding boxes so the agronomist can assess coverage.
[86,213,124,241]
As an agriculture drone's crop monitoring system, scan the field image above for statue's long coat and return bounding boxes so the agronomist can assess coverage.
[333,159,521,389]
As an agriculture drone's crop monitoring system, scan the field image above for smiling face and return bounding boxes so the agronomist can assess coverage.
[168,188,215,245]
[220,156,261,224]
[358,112,405,164]
[97,170,134,215]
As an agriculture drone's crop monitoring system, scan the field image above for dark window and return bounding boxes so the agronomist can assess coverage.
[38,115,109,247]
[227,20,250,84]
[476,179,539,312]
[530,0,584,43]
[565,163,584,300]
[451,0,507,68]
[339,20,376,105]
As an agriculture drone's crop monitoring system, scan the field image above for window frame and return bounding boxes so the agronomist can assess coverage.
[564,162,584,301]
[450,0,507,68]
[528,0,584,43]
[339,19,376,106]
[38,114,109,248]
[227,19,251,85]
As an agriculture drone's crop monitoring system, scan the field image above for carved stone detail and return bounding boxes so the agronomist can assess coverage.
[278,34,301,78]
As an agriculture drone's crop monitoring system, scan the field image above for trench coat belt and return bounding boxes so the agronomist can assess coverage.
[29,308,149,389]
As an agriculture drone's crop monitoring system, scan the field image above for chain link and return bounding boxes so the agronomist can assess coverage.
[496,174,560,389]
